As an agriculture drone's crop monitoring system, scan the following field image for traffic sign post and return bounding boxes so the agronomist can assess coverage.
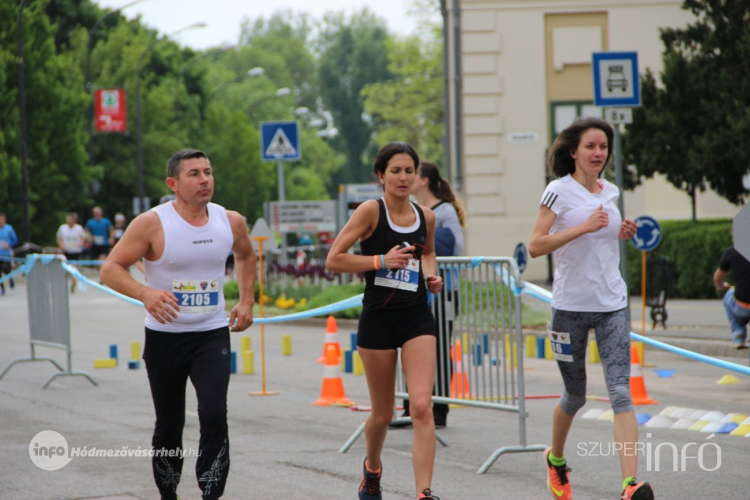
[261,121,301,264]
[733,204,750,261]
[631,216,662,338]
[593,51,641,291]
[514,242,528,274]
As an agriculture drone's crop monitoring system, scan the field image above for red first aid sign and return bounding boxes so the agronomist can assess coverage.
[94,88,127,132]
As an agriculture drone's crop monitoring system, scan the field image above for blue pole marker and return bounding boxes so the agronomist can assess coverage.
[128,360,140,370]
[350,332,358,351]
[537,337,545,359]
[473,344,483,366]
[631,215,662,252]
[109,344,118,361]
[514,242,528,274]
[344,350,354,373]
[230,351,237,374]
[482,333,490,355]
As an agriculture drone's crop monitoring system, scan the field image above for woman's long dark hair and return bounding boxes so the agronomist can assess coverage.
[418,160,466,227]
[548,117,614,178]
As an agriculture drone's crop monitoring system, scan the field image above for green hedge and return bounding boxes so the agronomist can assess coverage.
[625,219,732,299]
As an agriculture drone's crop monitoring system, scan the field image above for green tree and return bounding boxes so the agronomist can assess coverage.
[318,9,392,185]
[362,34,445,167]
[625,0,750,220]
[0,0,91,244]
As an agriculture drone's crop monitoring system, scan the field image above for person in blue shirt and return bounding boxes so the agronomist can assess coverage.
[85,207,114,262]
[0,213,18,295]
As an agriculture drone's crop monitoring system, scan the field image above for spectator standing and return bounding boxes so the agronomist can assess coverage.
[0,213,18,295]
[57,213,86,292]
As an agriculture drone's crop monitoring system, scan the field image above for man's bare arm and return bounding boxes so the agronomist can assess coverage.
[227,211,255,332]
[100,212,180,324]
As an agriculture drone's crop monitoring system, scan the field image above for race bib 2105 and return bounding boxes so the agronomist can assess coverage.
[173,279,220,314]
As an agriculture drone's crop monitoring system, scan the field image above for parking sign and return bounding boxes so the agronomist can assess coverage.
[592,52,641,107]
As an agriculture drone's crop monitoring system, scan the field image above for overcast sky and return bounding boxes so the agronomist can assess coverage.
[95,0,440,50]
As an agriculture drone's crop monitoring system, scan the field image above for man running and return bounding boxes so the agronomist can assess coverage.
[100,149,256,500]
[85,206,114,261]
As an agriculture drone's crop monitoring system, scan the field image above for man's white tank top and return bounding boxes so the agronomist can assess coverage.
[144,202,233,332]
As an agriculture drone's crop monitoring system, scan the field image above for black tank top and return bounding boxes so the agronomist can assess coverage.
[360,198,428,310]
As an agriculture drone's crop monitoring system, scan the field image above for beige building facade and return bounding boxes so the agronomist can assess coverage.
[446,0,739,280]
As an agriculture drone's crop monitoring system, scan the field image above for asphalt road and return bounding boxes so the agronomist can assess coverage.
[1,282,748,500]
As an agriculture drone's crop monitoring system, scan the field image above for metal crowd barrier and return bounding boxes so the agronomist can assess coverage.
[0,255,97,388]
[339,256,546,474]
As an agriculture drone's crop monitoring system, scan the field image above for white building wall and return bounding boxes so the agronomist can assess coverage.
[456,0,739,280]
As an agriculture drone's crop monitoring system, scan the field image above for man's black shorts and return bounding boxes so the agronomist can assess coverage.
[357,304,437,350]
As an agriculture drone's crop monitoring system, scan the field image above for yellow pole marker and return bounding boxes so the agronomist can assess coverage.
[504,335,517,369]
[131,341,141,361]
[240,335,251,353]
[589,339,600,364]
[353,351,365,375]
[525,335,536,358]
[249,237,279,396]
[281,334,292,356]
[243,350,254,375]
[94,359,117,369]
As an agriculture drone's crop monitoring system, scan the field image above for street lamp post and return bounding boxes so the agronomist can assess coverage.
[177,44,237,77]
[18,0,30,243]
[86,0,146,167]
[247,87,292,118]
[206,67,265,102]
[135,22,206,215]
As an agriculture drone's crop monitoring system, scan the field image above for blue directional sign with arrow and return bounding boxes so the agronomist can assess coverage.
[514,242,528,273]
[631,215,661,251]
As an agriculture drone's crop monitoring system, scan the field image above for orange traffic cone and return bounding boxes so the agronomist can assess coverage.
[450,339,470,399]
[630,344,657,405]
[314,344,354,406]
[318,315,342,364]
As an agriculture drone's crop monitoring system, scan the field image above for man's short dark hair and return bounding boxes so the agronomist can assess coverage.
[167,149,209,178]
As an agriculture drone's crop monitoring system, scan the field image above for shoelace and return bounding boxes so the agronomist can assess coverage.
[362,474,381,496]
[552,463,571,486]
[419,488,440,499]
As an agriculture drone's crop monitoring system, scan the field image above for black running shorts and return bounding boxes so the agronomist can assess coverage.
[357,304,437,350]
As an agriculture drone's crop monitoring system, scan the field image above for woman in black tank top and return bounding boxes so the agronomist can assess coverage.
[327,143,443,500]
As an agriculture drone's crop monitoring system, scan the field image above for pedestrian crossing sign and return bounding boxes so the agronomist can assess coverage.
[260,121,300,161]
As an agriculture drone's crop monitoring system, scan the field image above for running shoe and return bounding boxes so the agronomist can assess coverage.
[358,456,382,500]
[418,488,440,499]
[544,447,572,500]
[621,479,654,500]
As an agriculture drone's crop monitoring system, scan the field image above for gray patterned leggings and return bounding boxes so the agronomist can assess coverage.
[549,307,634,415]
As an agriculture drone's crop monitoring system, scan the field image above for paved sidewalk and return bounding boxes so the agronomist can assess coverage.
[524,280,748,362]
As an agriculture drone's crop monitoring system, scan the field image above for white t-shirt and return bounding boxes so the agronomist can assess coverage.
[540,175,627,312]
[57,224,86,253]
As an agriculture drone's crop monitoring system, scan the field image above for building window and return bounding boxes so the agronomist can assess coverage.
[549,101,603,143]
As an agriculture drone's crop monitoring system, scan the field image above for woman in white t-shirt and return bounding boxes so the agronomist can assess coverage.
[529,118,653,500]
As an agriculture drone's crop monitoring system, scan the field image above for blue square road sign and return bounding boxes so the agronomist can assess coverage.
[592,52,641,107]
[260,121,300,162]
